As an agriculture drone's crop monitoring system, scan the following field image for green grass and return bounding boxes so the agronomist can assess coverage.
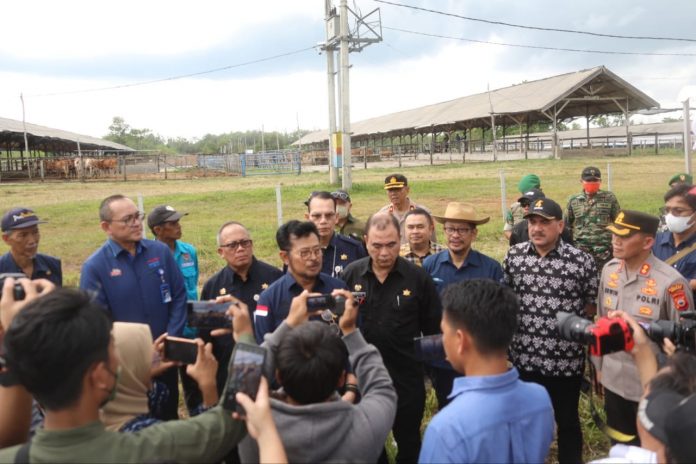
[0,151,683,460]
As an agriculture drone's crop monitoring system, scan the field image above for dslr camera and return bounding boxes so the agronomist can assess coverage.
[0,273,27,301]
[643,311,696,352]
[556,312,634,356]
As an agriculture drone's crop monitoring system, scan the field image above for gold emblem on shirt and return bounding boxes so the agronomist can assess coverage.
[354,284,362,291]
[261,283,269,290]
[341,254,348,260]
[219,288,227,295]
[403,289,411,296]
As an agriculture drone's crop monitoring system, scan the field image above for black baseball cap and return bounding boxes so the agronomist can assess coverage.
[147,205,187,229]
[606,210,659,237]
[665,393,696,463]
[384,174,408,190]
[517,188,545,204]
[1,207,46,232]
[523,198,563,220]
[581,166,601,181]
[637,388,684,445]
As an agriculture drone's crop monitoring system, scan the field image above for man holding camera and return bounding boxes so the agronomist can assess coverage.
[342,212,441,464]
[0,208,61,286]
[238,289,397,463]
[595,210,693,445]
[503,198,598,464]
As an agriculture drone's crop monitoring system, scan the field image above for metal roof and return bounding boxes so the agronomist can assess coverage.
[295,66,660,145]
[0,116,134,152]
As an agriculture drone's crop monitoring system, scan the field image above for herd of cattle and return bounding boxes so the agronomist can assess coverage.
[44,157,118,179]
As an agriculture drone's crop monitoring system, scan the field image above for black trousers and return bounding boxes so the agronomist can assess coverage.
[153,367,180,420]
[377,368,425,464]
[519,371,583,464]
[604,388,640,446]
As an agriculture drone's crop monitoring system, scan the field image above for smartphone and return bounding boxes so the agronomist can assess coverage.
[187,300,232,330]
[163,336,198,364]
[222,343,267,414]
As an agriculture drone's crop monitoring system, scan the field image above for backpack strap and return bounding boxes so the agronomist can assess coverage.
[665,242,696,266]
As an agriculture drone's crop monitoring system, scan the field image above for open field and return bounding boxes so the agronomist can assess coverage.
[2,152,684,462]
[1,151,685,287]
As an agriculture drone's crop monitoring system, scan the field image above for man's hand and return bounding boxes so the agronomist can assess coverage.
[0,278,55,331]
[186,339,219,406]
[336,289,358,335]
[208,295,253,342]
[286,290,322,328]
[233,376,272,437]
[150,333,179,378]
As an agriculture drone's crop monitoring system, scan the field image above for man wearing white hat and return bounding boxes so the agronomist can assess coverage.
[423,202,503,408]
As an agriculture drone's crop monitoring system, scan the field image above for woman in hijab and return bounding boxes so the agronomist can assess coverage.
[101,322,219,432]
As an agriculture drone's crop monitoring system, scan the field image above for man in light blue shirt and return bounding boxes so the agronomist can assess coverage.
[147,204,199,301]
[419,279,554,464]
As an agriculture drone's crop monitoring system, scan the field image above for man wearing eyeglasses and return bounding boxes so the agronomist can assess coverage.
[147,205,199,301]
[80,194,187,419]
[342,212,441,464]
[305,191,365,278]
[253,220,346,343]
[420,202,503,410]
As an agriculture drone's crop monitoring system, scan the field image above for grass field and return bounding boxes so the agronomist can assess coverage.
[1,151,685,461]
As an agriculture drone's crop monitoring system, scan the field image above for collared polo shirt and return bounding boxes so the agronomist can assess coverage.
[341,256,441,373]
[173,240,199,301]
[201,257,283,321]
[0,252,62,286]
[79,238,187,337]
[503,240,598,377]
[653,230,696,284]
[322,232,366,278]
[254,272,347,343]
[423,249,502,293]
[419,368,554,463]
[399,242,444,267]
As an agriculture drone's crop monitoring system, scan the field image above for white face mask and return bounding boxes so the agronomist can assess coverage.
[666,213,695,233]
[336,205,349,219]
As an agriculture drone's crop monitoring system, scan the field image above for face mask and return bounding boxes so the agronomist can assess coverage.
[100,365,121,407]
[583,182,600,195]
[336,205,349,219]
[666,213,695,233]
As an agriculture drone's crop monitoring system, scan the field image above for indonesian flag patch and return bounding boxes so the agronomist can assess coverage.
[255,305,269,317]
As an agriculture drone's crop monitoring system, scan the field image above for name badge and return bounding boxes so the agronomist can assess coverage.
[160,283,172,304]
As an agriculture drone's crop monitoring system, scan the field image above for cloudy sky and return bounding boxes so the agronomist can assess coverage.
[1,0,695,140]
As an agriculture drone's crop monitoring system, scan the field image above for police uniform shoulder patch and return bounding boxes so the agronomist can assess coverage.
[668,283,689,311]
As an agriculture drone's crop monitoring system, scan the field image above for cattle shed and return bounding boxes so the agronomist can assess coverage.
[295,66,660,159]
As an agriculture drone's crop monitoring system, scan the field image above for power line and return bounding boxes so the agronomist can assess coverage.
[375,0,696,43]
[383,26,696,57]
[26,45,318,98]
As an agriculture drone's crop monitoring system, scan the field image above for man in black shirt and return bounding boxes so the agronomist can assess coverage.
[509,189,573,246]
[342,212,441,464]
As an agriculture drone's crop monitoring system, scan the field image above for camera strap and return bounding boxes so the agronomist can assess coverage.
[585,362,637,443]
[665,242,696,266]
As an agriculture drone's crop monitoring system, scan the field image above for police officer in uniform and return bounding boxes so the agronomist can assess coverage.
[566,166,621,273]
[594,210,694,444]
[305,191,365,278]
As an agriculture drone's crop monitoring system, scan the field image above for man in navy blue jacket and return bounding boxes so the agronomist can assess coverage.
[80,194,186,419]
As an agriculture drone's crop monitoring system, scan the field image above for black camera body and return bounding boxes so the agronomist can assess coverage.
[0,273,27,301]
[644,311,696,352]
[556,312,634,356]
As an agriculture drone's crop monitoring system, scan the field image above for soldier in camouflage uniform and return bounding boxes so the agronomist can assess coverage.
[503,174,541,240]
[565,166,620,273]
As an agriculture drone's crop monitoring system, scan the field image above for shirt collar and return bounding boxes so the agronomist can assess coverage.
[525,238,565,257]
[225,256,258,284]
[445,248,481,267]
[657,230,696,248]
[106,238,143,257]
[448,367,520,399]
[282,270,328,292]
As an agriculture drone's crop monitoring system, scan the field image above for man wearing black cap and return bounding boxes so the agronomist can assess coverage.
[305,191,366,278]
[0,207,61,286]
[565,166,621,273]
[509,189,574,246]
[147,205,199,301]
[594,210,693,445]
[503,198,598,464]
[378,173,435,244]
[331,189,365,242]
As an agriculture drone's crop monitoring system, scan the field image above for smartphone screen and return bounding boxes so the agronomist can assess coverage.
[164,336,198,364]
[187,301,232,330]
[222,343,266,413]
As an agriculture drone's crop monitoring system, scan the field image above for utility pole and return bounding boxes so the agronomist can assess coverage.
[339,0,352,189]
[325,0,339,184]
[685,98,692,175]
[321,1,382,189]
[261,124,265,153]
